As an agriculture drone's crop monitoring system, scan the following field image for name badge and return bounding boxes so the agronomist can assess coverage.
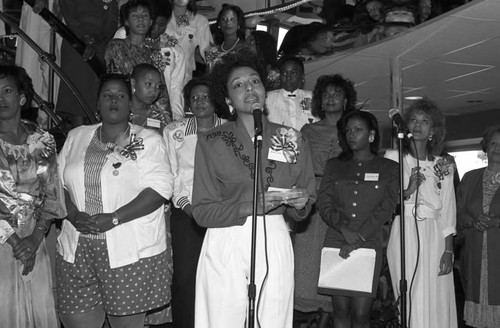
[364,173,379,181]
[147,118,161,128]
[268,148,287,162]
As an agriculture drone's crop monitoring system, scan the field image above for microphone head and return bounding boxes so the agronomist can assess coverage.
[388,108,400,119]
[251,102,263,112]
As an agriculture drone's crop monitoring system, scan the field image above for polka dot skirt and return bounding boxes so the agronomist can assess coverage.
[56,236,170,316]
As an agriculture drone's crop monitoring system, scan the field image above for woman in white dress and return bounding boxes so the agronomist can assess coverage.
[385,97,457,328]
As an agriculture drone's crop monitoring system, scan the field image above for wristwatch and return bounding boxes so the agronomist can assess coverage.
[111,212,121,226]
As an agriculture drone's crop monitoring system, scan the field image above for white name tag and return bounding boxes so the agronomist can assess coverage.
[268,148,287,162]
[147,118,161,128]
[364,173,379,181]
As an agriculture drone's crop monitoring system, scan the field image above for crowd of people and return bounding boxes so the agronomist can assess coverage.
[1,1,497,328]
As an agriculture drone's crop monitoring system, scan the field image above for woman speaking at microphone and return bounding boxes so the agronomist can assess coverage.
[191,50,316,327]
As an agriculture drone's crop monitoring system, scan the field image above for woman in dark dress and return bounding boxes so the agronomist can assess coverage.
[316,110,398,328]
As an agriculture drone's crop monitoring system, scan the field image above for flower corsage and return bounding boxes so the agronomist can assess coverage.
[113,133,144,161]
[27,130,56,158]
[270,128,300,164]
[433,156,453,189]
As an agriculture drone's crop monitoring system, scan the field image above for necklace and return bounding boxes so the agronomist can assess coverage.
[99,125,130,146]
[221,38,240,52]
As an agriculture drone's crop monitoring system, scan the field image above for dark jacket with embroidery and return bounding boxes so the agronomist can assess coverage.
[192,119,316,228]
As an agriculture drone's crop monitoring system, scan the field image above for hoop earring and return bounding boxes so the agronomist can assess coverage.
[369,135,374,143]
[228,104,235,114]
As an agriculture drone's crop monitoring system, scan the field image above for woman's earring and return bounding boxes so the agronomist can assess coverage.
[369,135,374,143]
[129,111,134,122]
[228,104,235,114]
[95,112,102,121]
[428,134,433,141]
[132,87,136,94]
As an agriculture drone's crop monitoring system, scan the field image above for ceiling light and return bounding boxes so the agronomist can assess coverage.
[405,96,423,100]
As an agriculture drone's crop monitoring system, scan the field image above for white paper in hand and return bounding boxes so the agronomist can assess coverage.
[318,247,376,293]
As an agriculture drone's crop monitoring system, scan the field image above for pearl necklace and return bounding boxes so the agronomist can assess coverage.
[221,38,240,52]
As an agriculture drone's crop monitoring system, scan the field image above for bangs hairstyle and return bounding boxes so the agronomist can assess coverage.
[402,97,446,157]
[0,65,34,111]
[183,77,232,120]
[98,74,132,99]
[209,49,267,121]
[311,74,358,119]
[120,0,156,33]
[480,125,500,153]
[337,110,380,160]
[213,4,246,45]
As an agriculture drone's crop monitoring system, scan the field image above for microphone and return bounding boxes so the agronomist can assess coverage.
[389,108,413,140]
[252,102,263,139]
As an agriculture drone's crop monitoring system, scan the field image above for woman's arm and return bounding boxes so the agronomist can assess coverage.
[316,159,349,232]
[92,188,165,232]
[357,161,399,241]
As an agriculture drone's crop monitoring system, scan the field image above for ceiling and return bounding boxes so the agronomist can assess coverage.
[303,0,500,147]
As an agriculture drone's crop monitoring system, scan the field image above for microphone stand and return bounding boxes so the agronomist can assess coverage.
[396,128,408,328]
[248,118,263,328]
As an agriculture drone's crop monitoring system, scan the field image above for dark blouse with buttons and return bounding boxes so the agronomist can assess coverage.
[317,156,398,249]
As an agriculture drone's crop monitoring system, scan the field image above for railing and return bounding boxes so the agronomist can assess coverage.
[0,4,98,130]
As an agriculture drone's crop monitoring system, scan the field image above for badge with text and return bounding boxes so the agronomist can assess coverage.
[147,117,161,128]
[268,148,288,162]
[364,173,379,181]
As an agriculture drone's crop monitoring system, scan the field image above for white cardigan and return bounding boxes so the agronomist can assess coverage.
[57,124,173,269]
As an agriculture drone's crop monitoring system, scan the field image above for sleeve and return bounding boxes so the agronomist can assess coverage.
[104,39,130,74]
[456,171,476,231]
[138,133,174,201]
[169,46,186,121]
[439,165,457,238]
[0,220,15,244]
[284,135,316,221]
[357,161,399,240]
[36,146,67,221]
[196,15,213,61]
[192,135,247,228]
[316,159,350,231]
[163,127,189,209]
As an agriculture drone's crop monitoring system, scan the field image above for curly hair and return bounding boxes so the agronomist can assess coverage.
[250,31,278,70]
[311,74,358,119]
[0,65,34,111]
[210,50,267,121]
[183,77,231,120]
[213,4,246,46]
[480,125,500,153]
[337,110,379,160]
[402,97,446,157]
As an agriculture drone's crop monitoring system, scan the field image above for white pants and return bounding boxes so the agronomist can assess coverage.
[195,215,294,328]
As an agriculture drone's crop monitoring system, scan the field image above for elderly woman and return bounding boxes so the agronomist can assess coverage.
[56,74,173,328]
[0,65,66,328]
[192,50,316,327]
[458,125,500,328]
[204,4,246,71]
[385,97,457,328]
[164,77,228,328]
